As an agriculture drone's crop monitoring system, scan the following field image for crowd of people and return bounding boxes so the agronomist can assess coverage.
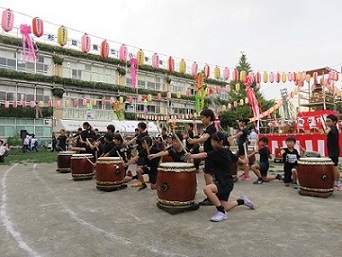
[48,110,341,222]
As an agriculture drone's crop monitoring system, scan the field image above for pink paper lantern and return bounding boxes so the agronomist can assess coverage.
[73,99,78,107]
[228,103,232,109]
[83,99,87,106]
[313,72,318,84]
[100,40,110,59]
[152,53,159,69]
[233,101,237,107]
[12,100,17,108]
[166,91,171,99]
[137,95,142,103]
[223,67,230,80]
[1,9,14,32]
[48,100,52,107]
[157,93,162,101]
[32,17,44,38]
[287,72,293,82]
[119,44,127,62]
[269,72,274,83]
[101,97,106,105]
[191,62,198,76]
[225,84,231,93]
[4,101,9,108]
[22,100,27,108]
[81,33,91,53]
[233,69,239,81]
[109,97,115,104]
[255,71,261,84]
[204,64,210,78]
[30,101,35,108]
[276,72,281,83]
[128,95,133,104]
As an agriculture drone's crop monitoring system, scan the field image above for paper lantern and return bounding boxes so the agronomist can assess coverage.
[255,72,261,84]
[225,84,231,93]
[92,98,97,106]
[128,95,133,104]
[152,53,159,69]
[233,101,237,107]
[101,97,106,105]
[281,72,287,83]
[55,100,61,108]
[216,86,221,94]
[166,91,171,99]
[214,66,220,79]
[305,74,311,83]
[147,94,152,102]
[157,93,162,101]
[119,96,124,104]
[263,72,268,83]
[137,49,144,66]
[207,87,214,95]
[204,64,210,78]
[191,62,198,76]
[296,72,301,82]
[73,98,78,107]
[22,100,27,108]
[4,101,9,108]
[119,44,127,62]
[38,101,44,107]
[223,67,230,80]
[232,69,239,81]
[235,83,240,91]
[186,89,191,98]
[1,9,14,32]
[65,99,69,107]
[30,101,35,108]
[57,26,68,46]
[32,17,44,37]
[268,72,274,83]
[245,97,249,104]
[168,56,174,72]
[137,95,142,103]
[100,40,110,59]
[13,101,17,108]
[179,59,186,74]
[275,72,281,83]
[221,105,226,111]
[240,70,246,82]
[81,33,91,53]
[239,99,244,105]
[287,72,293,82]
[176,92,181,98]
[82,99,87,106]
[48,100,52,107]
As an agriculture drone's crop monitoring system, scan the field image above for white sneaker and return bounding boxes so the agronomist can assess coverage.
[334,184,342,191]
[210,211,228,222]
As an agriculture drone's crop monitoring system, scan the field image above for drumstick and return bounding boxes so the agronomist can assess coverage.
[156,120,165,143]
[183,123,189,138]
[173,129,188,154]
[243,142,248,165]
[116,150,124,162]
[85,156,96,166]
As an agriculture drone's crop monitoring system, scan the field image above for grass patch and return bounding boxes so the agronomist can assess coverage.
[1,148,58,165]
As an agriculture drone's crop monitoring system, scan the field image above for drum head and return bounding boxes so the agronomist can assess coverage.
[298,157,334,165]
[59,151,77,155]
[71,153,93,158]
[159,162,194,169]
[97,157,122,162]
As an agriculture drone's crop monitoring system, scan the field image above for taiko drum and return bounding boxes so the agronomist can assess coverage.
[297,157,335,198]
[95,157,126,191]
[70,154,94,180]
[57,151,76,173]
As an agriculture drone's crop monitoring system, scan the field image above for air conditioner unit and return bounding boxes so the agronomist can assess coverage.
[159,60,163,65]
[145,57,149,62]
[111,49,116,55]
[65,92,71,97]
[128,53,134,58]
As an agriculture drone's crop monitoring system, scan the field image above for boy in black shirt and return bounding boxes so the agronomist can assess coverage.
[186,132,255,222]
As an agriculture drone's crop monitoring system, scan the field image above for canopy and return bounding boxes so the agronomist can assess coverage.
[54,119,159,134]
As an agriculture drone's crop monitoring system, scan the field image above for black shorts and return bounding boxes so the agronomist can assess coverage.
[259,162,269,177]
[215,182,234,201]
[330,156,339,166]
[141,166,151,174]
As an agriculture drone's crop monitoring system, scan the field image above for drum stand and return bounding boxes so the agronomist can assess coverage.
[157,201,199,215]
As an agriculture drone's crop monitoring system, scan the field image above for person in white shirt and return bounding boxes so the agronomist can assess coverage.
[0,140,6,162]
[249,129,258,149]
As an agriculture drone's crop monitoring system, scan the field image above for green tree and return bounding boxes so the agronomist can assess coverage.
[220,53,276,129]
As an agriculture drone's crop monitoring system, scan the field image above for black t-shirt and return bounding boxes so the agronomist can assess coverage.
[283,148,300,170]
[81,129,95,141]
[167,148,186,162]
[57,135,67,149]
[237,127,249,155]
[207,148,237,188]
[138,146,160,172]
[203,124,217,152]
[108,144,131,162]
[327,126,340,157]
[136,131,149,152]
[103,141,115,155]
[259,146,270,164]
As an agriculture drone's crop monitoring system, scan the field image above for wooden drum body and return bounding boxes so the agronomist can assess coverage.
[57,151,77,173]
[297,157,335,198]
[95,157,127,191]
[157,162,199,214]
[71,154,94,180]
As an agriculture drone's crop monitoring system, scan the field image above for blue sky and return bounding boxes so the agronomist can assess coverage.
[1,0,341,100]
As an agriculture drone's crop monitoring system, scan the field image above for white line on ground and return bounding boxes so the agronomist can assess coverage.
[0,163,43,257]
[32,164,188,257]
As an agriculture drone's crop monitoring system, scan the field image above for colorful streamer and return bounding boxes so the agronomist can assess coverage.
[20,24,37,63]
